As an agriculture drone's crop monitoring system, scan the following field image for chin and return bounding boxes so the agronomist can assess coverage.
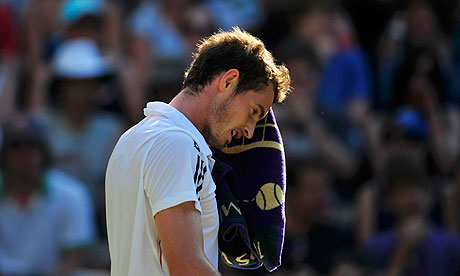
[206,137,226,149]
[210,142,226,149]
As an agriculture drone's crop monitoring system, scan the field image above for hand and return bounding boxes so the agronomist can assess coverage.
[409,76,438,115]
[398,216,429,248]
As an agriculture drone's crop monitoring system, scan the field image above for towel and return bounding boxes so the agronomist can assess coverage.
[211,108,286,272]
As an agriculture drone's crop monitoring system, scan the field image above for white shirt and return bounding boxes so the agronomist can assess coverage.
[0,169,95,275]
[106,102,219,276]
[36,110,124,201]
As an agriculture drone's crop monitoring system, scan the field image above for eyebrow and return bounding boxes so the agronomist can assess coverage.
[257,104,268,120]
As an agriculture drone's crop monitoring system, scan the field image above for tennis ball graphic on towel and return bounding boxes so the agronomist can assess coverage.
[255,183,284,210]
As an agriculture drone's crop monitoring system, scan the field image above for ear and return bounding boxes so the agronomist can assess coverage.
[218,69,239,93]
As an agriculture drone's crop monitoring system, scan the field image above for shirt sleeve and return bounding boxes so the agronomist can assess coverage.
[143,130,203,217]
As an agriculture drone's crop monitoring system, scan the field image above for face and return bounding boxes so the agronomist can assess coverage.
[61,79,99,109]
[5,142,44,179]
[293,166,331,215]
[203,84,274,148]
[390,185,429,219]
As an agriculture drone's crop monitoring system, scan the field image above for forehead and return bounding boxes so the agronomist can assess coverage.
[241,83,275,109]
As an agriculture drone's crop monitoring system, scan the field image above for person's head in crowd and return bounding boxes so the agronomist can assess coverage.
[383,152,431,220]
[0,115,51,196]
[50,38,113,126]
[392,47,446,112]
[405,0,442,47]
[382,106,428,158]
[274,36,320,131]
[288,157,334,220]
[295,3,357,61]
[60,0,106,40]
[381,105,432,170]
[295,3,334,60]
[382,106,445,179]
[276,37,320,100]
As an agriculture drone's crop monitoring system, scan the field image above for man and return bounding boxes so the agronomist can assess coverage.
[364,153,460,276]
[105,27,291,275]
[0,116,95,275]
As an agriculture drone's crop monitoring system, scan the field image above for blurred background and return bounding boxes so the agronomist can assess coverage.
[0,0,459,275]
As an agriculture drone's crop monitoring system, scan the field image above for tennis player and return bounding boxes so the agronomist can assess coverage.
[105,27,291,276]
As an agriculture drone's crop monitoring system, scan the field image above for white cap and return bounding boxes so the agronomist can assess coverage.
[52,38,112,79]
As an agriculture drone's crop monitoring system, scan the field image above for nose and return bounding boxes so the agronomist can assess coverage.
[243,123,255,139]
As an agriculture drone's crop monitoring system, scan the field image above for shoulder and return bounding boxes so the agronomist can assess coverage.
[148,129,200,159]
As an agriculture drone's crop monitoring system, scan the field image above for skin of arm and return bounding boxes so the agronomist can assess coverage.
[443,182,459,233]
[386,217,429,276]
[154,201,221,276]
[356,185,376,246]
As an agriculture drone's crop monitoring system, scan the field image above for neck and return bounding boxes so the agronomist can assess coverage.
[169,88,210,135]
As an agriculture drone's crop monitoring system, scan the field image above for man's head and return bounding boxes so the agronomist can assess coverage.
[51,38,113,112]
[383,152,431,219]
[183,27,290,103]
[0,116,51,181]
[181,27,291,148]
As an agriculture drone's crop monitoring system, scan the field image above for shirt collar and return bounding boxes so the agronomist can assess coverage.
[144,102,213,158]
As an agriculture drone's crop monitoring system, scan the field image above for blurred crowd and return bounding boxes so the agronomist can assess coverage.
[0,0,459,275]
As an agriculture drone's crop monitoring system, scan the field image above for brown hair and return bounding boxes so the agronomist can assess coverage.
[182,27,291,103]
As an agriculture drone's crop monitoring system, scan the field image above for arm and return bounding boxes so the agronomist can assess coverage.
[154,201,220,276]
[310,119,358,178]
[443,182,459,233]
[386,217,428,276]
[356,184,376,246]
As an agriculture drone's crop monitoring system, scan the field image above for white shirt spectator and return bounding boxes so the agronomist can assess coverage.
[37,110,123,202]
[0,169,95,275]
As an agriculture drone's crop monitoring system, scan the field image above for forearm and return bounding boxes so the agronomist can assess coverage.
[168,255,220,276]
[427,110,454,172]
[316,134,357,178]
[155,201,220,276]
[386,242,412,276]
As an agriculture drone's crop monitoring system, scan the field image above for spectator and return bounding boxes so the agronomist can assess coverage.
[391,47,460,173]
[295,3,373,202]
[357,107,448,245]
[273,37,320,160]
[24,0,121,111]
[0,116,95,275]
[377,0,454,109]
[34,38,124,234]
[282,158,354,275]
[363,152,460,276]
[123,0,198,122]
